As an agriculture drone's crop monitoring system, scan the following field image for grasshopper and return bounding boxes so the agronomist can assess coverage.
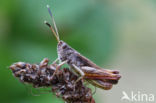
[44,5,121,90]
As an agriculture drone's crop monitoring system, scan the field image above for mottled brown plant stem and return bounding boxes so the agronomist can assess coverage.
[10,58,95,103]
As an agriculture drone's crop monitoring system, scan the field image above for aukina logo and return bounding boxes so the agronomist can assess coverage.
[121,91,155,102]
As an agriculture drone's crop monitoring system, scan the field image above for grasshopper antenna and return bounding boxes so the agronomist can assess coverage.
[44,21,60,42]
[46,5,60,40]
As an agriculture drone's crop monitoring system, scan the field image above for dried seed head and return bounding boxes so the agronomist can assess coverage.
[10,58,95,103]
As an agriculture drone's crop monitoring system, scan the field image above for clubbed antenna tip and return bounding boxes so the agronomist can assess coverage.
[44,21,51,28]
[46,5,50,8]
[44,20,60,42]
[46,4,53,18]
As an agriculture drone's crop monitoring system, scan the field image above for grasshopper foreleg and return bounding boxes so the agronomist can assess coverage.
[51,59,67,79]
[52,58,59,64]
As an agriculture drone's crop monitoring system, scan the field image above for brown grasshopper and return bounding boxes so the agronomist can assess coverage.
[44,5,121,90]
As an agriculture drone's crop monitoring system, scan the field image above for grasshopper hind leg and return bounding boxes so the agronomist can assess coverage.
[72,64,85,83]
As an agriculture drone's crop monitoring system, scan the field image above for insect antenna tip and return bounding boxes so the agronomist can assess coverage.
[46,5,50,8]
[44,20,51,28]
[44,20,47,24]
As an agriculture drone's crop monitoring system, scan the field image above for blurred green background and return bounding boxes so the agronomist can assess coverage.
[0,0,156,103]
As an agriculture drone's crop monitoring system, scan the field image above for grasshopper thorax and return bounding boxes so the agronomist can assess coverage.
[57,40,76,62]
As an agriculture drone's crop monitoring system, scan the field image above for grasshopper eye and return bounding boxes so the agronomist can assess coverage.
[62,45,67,49]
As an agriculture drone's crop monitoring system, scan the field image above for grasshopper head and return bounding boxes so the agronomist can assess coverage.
[57,41,75,62]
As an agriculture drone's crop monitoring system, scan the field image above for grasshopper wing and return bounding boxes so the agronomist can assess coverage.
[81,66,121,81]
[88,79,113,90]
[81,66,121,90]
